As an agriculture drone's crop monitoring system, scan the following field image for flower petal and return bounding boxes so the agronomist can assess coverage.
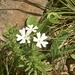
[16,34,22,41]
[20,39,26,44]
[27,40,30,43]
[41,33,47,40]
[33,26,38,30]
[26,27,29,30]
[37,32,41,39]
[41,41,48,47]
[33,37,38,42]
[19,28,25,36]
[26,37,30,43]
[26,25,38,33]
[28,25,33,28]
[36,42,42,48]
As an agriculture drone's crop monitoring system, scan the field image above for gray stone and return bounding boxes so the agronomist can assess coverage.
[0,0,48,40]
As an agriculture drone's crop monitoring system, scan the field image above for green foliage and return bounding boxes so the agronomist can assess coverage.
[26,15,38,26]
[71,54,75,60]
[47,12,59,23]
[59,0,75,11]
[3,24,19,47]
[38,19,50,33]
[1,23,49,75]
[0,0,75,75]
[25,50,47,75]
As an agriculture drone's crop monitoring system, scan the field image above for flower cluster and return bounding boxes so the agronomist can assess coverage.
[16,24,48,48]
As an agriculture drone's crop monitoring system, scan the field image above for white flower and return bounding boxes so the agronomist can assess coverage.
[33,32,48,48]
[26,24,38,34]
[16,28,30,44]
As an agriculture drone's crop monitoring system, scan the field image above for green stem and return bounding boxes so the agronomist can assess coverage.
[56,12,75,14]
[5,61,9,75]
[59,0,75,11]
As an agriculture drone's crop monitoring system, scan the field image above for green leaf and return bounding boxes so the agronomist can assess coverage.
[47,12,59,23]
[26,15,38,26]
[36,65,43,72]
[38,19,50,33]
[34,70,37,75]
[18,64,24,67]
[42,72,46,75]
[36,65,47,75]
[28,68,33,75]
[71,54,75,60]
[5,23,11,31]
[25,66,31,72]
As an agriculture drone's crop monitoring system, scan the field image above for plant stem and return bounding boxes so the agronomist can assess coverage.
[59,0,75,11]
[56,11,75,14]
[5,60,9,75]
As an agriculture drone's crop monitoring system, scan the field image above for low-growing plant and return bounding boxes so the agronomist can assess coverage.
[0,0,75,75]
[0,16,51,75]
